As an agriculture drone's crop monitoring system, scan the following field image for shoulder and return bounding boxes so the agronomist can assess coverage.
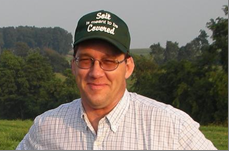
[126,92,216,150]
[33,99,82,128]
[16,99,82,150]
[40,99,81,118]
[128,92,195,123]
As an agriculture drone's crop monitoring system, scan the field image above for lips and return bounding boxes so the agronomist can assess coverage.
[87,83,107,90]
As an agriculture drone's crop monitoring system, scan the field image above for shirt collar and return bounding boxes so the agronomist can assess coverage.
[79,89,130,132]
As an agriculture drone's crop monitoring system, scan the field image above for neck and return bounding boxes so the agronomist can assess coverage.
[82,98,120,133]
[85,108,106,133]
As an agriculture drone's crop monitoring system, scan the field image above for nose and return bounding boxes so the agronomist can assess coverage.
[88,60,105,78]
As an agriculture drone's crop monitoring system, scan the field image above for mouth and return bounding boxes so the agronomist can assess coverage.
[87,83,107,90]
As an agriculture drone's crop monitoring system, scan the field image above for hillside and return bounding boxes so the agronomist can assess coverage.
[130,48,151,56]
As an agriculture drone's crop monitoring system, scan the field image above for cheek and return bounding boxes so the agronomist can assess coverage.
[109,69,126,84]
[75,70,87,86]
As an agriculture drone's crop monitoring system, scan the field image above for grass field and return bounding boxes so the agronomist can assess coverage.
[0,120,227,150]
[0,120,33,150]
[130,48,151,56]
[200,125,228,150]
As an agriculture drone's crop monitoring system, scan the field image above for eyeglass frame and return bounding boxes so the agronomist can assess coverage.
[73,55,130,71]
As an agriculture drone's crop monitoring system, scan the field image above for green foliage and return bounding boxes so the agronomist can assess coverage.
[0,51,28,119]
[0,51,80,119]
[133,6,228,124]
[0,27,72,72]
[0,31,4,54]
[42,47,70,73]
[164,41,179,62]
[0,26,72,55]
[207,5,228,72]
[1,27,17,48]
[149,30,210,64]
[131,54,227,124]
[178,30,209,62]
[14,42,30,57]
[150,43,165,65]
[130,54,158,96]
[22,52,55,118]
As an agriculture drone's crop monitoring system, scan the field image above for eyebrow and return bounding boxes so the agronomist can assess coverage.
[75,53,91,57]
[76,52,119,59]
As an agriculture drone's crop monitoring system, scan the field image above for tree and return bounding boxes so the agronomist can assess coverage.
[0,30,4,54]
[51,27,73,55]
[150,43,165,65]
[16,26,36,48]
[23,52,55,118]
[178,30,209,62]
[0,26,73,55]
[0,49,81,119]
[2,27,17,48]
[131,54,227,124]
[14,42,30,57]
[130,54,159,97]
[207,5,228,72]
[130,5,228,125]
[42,47,70,73]
[0,51,28,119]
[164,41,179,62]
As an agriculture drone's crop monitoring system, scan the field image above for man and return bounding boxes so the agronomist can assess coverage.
[16,10,217,150]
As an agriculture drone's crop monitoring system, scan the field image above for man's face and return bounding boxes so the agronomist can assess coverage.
[72,40,134,111]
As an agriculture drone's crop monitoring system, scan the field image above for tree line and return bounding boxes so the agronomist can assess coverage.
[0,50,80,119]
[0,6,227,125]
[130,6,228,125]
[0,26,72,55]
[0,26,77,119]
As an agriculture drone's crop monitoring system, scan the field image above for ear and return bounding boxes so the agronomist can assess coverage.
[125,57,135,79]
[71,59,77,76]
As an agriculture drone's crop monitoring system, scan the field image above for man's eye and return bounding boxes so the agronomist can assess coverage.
[103,59,116,64]
[79,58,91,61]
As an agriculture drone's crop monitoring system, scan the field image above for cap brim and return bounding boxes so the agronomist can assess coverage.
[73,35,128,54]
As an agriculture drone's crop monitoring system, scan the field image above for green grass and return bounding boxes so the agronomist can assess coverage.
[0,120,227,150]
[200,125,228,150]
[0,120,33,150]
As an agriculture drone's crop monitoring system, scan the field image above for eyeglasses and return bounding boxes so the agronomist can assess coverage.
[74,56,127,71]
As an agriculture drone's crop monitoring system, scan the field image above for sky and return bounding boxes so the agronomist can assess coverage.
[0,0,227,49]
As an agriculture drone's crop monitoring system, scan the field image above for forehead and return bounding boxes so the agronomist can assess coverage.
[75,39,123,56]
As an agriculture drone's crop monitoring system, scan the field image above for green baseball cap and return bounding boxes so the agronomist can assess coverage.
[73,10,131,54]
